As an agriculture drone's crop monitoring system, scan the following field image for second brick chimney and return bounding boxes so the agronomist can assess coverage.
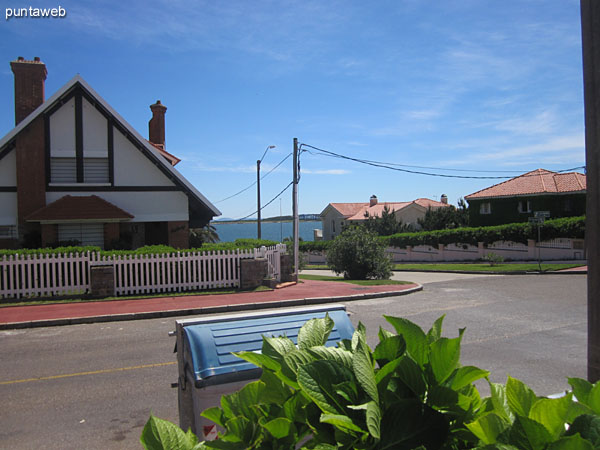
[148,100,167,149]
[10,56,47,125]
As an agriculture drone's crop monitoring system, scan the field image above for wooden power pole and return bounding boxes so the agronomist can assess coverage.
[293,138,299,278]
[581,0,600,381]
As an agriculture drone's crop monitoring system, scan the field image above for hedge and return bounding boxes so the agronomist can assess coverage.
[0,239,281,257]
[298,216,585,252]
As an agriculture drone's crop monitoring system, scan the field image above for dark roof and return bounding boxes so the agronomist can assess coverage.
[26,195,134,222]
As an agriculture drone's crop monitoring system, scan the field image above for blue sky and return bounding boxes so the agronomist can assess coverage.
[1,0,585,220]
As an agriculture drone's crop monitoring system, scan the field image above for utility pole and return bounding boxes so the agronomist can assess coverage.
[581,0,600,382]
[293,138,299,279]
[257,159,262,239]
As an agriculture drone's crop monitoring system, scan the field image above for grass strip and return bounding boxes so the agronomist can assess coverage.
[299,274,413,285]
[305,263,583,273]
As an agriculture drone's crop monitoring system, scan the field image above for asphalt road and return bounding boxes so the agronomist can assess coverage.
[0,273,587,449]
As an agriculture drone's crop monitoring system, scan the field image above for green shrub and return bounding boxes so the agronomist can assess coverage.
[327,227,392,279]
[299,240,331,252]
[142,314,600,450]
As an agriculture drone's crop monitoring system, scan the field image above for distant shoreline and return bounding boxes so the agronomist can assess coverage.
[213,218,321,225]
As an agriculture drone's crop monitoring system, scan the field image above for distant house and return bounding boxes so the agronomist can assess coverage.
[0,56,220,249]
[464,169,586,227]
[320,195,450,240]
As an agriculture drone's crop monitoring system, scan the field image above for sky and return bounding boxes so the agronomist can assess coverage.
[1,0,585,220]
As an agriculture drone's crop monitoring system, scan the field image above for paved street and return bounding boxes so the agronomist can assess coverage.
[0,273,587,449]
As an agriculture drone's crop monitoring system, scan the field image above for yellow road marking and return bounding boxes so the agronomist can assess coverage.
[0,361,177,385]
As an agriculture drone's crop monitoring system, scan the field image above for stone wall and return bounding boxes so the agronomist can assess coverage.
[240,258,268,290]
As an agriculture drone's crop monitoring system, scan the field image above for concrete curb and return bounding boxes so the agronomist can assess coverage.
[0,285,423,330]
[393,269,588,275]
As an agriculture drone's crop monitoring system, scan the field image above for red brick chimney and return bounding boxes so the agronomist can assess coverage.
[10,56,47,125]
[370,195,378,207]
[149,100,167,149]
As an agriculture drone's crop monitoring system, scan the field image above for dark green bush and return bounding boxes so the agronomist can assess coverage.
[327,227,392,279]
[299,240,331,252]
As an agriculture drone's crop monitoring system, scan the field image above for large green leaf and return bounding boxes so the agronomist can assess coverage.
[384,316,428,366]
[258,369,292,405]
[140,415,200,450]
[508,415,553,450]
[224,416,253,443]
[262,336,297,361]
[201,407,226,428]
[546,434,595,450]
[320,413,365,433]
[568,377,593,405]
[429,335,462,384]
[236,381,264,419]
[282,348,316,380]
[308,346,354,369]
[298,359,355,415]
[298,315,335,350]
[366,400,382,440]
[261,417,294,439]
[375,356,403,386]
[395,355,427,398]
[489,382,514,423]
[234,351,280,372]
[451,366,490,391]
[466,412,507,445]
[427,315,445,344]
[529,395,572,439]
[353,338,379,403]
[587,382,600,415]
[373,335,406,366]
[506,376,537,418]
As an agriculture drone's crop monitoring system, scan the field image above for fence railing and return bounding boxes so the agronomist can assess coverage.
[0,244,286,300]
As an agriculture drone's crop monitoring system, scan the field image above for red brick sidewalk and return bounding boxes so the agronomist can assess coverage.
[0,279,421,329]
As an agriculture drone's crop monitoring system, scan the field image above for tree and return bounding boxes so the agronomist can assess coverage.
[327,226,392,279]
[362,205,414,236]
[189,224,220,247]
[418,198,469,231]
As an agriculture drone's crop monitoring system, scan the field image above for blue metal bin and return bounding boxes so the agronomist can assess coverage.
[175,305,355,439]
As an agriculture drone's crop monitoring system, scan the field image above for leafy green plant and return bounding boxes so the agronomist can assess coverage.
[327,227,392,279]
[142,314,490,449]
[483,252,505,267]
[465,376,600,449]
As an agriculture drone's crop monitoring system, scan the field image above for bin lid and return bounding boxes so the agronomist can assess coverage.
[182,305,354,384]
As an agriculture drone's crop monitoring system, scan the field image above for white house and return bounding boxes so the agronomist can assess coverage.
[320,195,449,240]
[0,56,220,249]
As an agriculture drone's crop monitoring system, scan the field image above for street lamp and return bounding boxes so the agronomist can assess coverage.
[257,145,276,240]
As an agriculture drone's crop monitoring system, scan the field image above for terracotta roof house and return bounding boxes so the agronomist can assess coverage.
[0,56,220,249]
[464,169,586,226]
[320,195,450,240]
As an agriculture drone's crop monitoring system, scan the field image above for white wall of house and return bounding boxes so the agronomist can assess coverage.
[82,97,108,157]
[0,150,16,186]
[113,128,175,187]
[394,204,426,229]
[49,97,76,157]
[46,191,189,222]
[321,208,347,240]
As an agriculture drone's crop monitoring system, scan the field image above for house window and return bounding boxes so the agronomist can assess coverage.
[83,158,109,183]
[51,157,109,184]
[58,223,104,248]
[518,200,531,213]
[479,202,491,215]
[0,225,17,239]
[51,157,77,183]
[332,220,336,233]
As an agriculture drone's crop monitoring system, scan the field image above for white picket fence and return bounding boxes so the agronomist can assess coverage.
[0,244,286,300]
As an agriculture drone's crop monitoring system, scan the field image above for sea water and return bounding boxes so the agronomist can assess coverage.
[212,221,322,242]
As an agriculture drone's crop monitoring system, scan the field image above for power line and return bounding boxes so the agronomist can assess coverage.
[235,181,293,221]
[215,152,292,203]
[300,143,585,180]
